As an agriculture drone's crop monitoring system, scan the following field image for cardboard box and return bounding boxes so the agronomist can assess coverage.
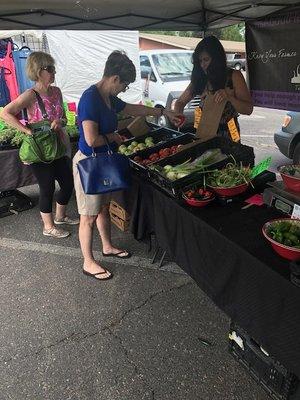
[109,200,130,221]
[117,116,135,131]
[126,116,150,137]
[110,213,130,232]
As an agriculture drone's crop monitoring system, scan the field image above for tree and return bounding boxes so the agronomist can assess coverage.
[140,23,245,41]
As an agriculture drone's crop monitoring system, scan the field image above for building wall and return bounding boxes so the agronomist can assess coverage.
[139,38,179,50]
[139,36,245,57]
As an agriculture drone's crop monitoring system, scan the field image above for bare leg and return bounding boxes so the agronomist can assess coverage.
[79,214,111,279]
[96,206,129,256]
[55,203,67,220]
[40,212,55,230]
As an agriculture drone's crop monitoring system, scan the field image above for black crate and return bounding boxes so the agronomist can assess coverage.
[147,137,255,198]
[229,322,300,400]
[123,126,186,157]
[129,133,195,174]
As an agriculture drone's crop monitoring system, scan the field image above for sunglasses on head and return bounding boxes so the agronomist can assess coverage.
[41,65,56,73]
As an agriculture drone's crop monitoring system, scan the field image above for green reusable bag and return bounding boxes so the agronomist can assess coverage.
[19,89,66,164]
[19,120,66,164]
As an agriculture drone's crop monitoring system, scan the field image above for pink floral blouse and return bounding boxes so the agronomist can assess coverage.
[27,86,64,123]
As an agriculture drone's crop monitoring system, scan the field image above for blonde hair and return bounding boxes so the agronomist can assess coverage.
[26,51,55,81]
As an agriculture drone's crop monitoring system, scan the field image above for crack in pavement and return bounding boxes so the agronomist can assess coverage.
[2,281,192,366]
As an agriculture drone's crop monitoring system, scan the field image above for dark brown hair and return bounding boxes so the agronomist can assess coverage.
[104,50,136,83]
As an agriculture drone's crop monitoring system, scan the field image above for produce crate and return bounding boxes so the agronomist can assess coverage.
[229,322,300,400]
[122,127,186,158]
[110,213,130,231]
[147,136,254,198]
[109,201,130,232]
[129,133,195,173]
[109,200,130,221]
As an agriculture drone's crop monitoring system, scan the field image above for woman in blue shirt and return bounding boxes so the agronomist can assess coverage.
[73,51,182,281]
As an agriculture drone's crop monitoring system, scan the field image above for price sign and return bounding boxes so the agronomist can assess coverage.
[66,111,76,126]
[250,157,272,179]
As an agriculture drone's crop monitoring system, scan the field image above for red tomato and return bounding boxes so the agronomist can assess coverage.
[162,148,171,157]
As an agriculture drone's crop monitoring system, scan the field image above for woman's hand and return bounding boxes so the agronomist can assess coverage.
[214,88,235,104]
[164,110,185,127]
[25,127,32,135]
[50,119,63,132]
[110,132,123,146]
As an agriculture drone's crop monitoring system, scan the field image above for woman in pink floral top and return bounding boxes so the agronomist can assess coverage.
[0,52,78,238]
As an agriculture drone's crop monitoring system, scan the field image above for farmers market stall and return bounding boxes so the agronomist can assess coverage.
[130,171,300,379]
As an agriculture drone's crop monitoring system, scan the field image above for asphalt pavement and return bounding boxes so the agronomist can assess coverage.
[239,106,290,169]
[0,184,271,400]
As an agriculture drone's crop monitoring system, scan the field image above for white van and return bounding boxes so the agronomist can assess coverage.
[139,49,200,128]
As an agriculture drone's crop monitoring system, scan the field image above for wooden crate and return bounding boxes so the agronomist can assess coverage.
[109,200,130,221]
[110,212,130,232]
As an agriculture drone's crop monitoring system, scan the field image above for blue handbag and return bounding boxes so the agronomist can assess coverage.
[77,136,131,195]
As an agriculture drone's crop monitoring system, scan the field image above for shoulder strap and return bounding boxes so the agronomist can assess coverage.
[23,108,28,123]
[32,89,48,119]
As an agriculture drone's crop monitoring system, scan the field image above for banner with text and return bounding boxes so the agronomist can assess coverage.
[245,8,300,111]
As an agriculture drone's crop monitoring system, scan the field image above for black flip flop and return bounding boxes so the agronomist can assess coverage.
[102,250,132,259]
[83,269,113,281]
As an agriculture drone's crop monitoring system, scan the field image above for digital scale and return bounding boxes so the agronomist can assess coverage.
[263,181,300,215]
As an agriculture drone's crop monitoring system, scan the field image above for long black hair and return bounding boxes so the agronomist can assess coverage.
[191,36,227,96]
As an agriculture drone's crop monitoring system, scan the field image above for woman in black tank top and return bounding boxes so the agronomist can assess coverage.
[175,36,253,142]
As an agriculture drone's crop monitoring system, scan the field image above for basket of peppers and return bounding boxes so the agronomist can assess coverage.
[182,186,215,207]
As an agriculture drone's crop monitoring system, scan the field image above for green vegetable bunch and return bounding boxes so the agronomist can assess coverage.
[0,127,25,147]
[150,149,225,181]
[268,220,300,248]
[207,163,251,188]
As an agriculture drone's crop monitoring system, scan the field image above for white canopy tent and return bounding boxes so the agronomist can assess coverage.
[0,30,142,104]
[0,1,299,31]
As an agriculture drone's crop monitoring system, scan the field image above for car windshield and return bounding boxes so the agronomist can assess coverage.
[226,54,235,61]
[151,52,193,82]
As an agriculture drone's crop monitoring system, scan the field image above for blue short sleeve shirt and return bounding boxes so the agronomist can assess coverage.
[77,84,126,156]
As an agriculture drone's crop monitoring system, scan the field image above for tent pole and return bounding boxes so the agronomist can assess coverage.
[201,0,207,37]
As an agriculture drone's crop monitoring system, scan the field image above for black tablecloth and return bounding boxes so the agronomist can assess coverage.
[0,149,36,191]
[131,175,300,377]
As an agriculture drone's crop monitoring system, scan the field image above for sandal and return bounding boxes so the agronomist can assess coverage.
[83,269,113,281]
[54,216,79,225]
[102,250,132,259]
[43,227,70,238]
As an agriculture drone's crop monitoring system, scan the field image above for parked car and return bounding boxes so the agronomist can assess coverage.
[274,111,300,163]
[226,53,245,70]
[139,49,201,128]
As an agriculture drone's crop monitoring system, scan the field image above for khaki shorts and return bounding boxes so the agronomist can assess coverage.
[73,150,119,216]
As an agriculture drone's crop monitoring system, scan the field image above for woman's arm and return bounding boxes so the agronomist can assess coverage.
[174,83,194,114]
[214,70,253,115]
[0,90,35,135]
[122,103,183,126]
[51,87,67,131]
[82,120,122,147]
